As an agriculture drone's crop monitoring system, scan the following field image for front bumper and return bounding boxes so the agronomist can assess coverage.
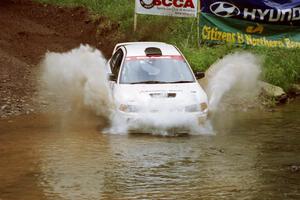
[117,110,208,134]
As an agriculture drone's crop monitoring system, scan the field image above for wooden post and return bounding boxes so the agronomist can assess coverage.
[134,13,138,32]
[134,1,137,32]
[197,0,201,48]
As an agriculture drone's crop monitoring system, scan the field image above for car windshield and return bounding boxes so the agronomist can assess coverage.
[119,56,195,84]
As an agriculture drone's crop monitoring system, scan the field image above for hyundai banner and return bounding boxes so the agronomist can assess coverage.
[200,0,300,48]
[136,0,198,18]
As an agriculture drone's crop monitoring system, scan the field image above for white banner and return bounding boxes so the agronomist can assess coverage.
[135,0,198,18]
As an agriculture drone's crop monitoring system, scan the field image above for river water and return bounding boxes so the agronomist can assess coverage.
[0,100,300,200]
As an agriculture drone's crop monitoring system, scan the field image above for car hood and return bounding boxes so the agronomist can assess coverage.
[113,83,208,108]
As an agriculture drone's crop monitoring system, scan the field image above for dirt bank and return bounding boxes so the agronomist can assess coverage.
[0,0,122,118]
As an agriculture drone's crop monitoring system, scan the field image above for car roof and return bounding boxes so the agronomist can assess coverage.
[114,42,181,57]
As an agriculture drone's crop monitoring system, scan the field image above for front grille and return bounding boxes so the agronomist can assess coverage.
[149,93,177,98]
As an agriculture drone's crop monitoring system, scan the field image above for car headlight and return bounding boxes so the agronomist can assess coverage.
[185,104,200,112]
[119,104,139,113]
[185,103,208,112]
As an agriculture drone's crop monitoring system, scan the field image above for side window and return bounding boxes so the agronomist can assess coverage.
[110,51,119,69]
[110,49,124,79]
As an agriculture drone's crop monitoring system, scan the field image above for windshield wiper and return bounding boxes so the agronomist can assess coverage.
[168,80,194,83]
[130,81,169,84]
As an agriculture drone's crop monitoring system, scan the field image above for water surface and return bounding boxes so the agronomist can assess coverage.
[0,100,300,200]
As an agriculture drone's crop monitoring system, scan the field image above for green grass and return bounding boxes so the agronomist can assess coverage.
[183,45,300,91]
[247,47,300,90]
[35,0,300,91]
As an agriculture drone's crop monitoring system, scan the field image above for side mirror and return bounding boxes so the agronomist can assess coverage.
[194,71,205,80]
[109,74,117,82]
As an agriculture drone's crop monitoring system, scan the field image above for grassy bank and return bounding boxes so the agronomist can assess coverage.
[36,0,299,91]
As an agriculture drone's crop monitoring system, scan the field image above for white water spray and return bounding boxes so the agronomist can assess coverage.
[203,52,262,111]
[40,46,261,135]
[107,99,213,136]
[40,45,112,116]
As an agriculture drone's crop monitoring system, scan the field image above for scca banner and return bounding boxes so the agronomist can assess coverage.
[200,0,300,48]
[136,0,198,18]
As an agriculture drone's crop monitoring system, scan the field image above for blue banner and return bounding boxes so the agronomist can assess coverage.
[199,0,300,48]
[201,0,300,26]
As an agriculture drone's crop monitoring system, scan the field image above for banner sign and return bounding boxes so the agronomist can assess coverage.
[200,0,300,48]
[135,0,198,18]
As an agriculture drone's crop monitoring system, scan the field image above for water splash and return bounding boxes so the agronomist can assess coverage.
[40,46,260,136]
[203,52,262,111]
[107,107,213,136]
[40,44,112,117]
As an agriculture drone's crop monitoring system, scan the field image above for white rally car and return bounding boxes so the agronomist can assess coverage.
[106,42,208,133]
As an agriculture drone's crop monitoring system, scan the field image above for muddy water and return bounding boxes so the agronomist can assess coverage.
[0,101,300,200]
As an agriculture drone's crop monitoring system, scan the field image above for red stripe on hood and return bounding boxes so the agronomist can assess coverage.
[125,55,184,61]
